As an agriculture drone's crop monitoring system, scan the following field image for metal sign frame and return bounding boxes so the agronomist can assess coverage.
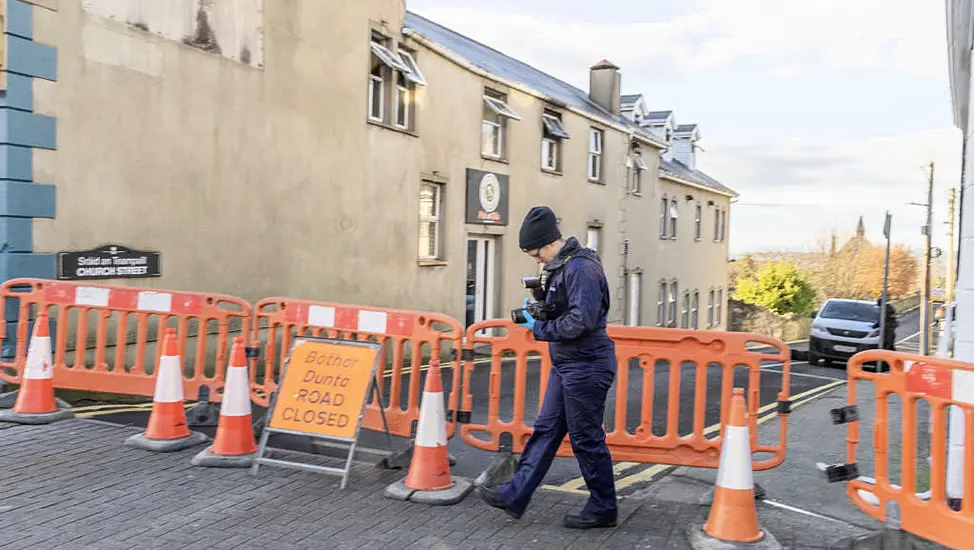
[250,336,391,489]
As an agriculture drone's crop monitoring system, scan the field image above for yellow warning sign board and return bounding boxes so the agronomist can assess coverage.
[268,338,380,440]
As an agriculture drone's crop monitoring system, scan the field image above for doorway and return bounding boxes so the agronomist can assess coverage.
[466,236,497,329]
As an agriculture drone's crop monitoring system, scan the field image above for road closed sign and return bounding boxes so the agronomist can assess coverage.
[268,338,381,440]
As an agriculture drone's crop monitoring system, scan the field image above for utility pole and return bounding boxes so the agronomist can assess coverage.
[947,188,957,306]
[880,211,892,351]
[921,162,935,356]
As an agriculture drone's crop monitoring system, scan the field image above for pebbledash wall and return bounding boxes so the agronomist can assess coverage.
[0,0,58,351]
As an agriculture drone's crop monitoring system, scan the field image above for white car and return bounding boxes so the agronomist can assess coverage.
[808,299,882,366]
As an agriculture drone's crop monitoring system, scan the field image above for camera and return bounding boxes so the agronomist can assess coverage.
[511,276,555,323]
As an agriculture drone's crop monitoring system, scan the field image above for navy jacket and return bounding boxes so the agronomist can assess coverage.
[531,237,615,365]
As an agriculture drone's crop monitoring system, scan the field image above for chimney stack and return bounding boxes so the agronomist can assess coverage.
[589,60,621,116]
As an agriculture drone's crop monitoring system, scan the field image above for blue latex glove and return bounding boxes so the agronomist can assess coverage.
[517,297,536,330]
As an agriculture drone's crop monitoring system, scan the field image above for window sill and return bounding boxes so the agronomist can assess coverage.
[629,191,642,197]
[367,118,419,138]
[482,154,509,164]
[541,168,563,176]
[588,178,605,185]
[418,259,448,267]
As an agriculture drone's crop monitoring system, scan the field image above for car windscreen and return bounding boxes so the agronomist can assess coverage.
[820,301,879,323]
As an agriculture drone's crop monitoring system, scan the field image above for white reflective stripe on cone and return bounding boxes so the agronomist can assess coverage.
[23,337,52,380]
[414,390,448,447]
[153,356,185,402]
[715,425,753,490]
[221,367,252,417]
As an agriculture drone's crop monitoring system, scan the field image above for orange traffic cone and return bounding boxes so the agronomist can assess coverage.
[688,388,780,549]
[192,337,257,467]
[125,328,208,452]
[385,360,472,505]
[0,312,73,424]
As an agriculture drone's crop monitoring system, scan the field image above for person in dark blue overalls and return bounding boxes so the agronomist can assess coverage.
[479,206,618,529]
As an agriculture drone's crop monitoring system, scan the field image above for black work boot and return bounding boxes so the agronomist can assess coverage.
[563,513,617,530]
[478,486,522,520]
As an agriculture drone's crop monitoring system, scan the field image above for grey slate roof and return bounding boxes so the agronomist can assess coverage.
[403,12,736,198]
[404,12,660,142]
[621,94,643,107]
[660,158,737,197]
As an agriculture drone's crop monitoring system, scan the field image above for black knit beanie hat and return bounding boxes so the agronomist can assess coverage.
[519,206,561,250]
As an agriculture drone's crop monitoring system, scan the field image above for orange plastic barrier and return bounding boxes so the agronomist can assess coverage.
[832,350,974,550]
[0,278,251,401]
[458,320,791,470]
[250,298,464,439]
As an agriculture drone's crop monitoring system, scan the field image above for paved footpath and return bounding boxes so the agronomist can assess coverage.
[0,395,947,549]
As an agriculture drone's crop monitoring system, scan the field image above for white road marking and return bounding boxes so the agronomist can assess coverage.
[761,499,852,525]
[762,368,843,382]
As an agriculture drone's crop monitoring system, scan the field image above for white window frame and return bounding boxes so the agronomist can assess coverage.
[627,272,642,326]
[668,280,678,328]
[657,280,667,327]
[482,92,521,159]
[669,200,678,239]
[395,73,410,130]
[368,72,384,122]
[691,291,700,329]
[397,50,427,86]
[586,226,601,254]
[659,196,668,238]
[708,289,715,327]
[542,138,559,171]
[694,203,702,241]
[418,181,443,261]
[630,151,647,194]
[714,209,720,242]
[716,288,723,325]
[588,129,603,182]
[681,291,690,329]
[541,112,569,172]
[720,209,727,242]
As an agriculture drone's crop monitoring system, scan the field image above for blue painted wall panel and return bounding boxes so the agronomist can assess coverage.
[0,217,32,251]
[0,109,56,149]
[7,35,56,81]
[6,1,33,41]
[0,181,54,217]
[0,252,54,281]
[0,73,34,111]
[0,145,33,181]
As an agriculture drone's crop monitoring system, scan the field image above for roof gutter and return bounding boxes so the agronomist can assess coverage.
[660,171,738,199]
[403,28,669,150]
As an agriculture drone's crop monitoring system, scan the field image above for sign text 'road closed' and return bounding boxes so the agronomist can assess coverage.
[269,339,379,440]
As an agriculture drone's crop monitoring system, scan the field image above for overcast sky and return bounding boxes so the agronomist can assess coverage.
[407,0,962,256]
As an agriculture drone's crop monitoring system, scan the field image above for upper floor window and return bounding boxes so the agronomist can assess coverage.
[482,89,521,159]
[659,196,668,238]
[681,291,690,329]
[691,291,700,329]
[708,289,715,327]
[668,280,679,328]
[630,148,648,194]
[656,280,667,327]
[720,209,727,242]
[713,208,720,242]
[541,111,569,172]
[694,203,702,241]
[588,129,603,182]
[669,199,678,239]
[368,36,425,131]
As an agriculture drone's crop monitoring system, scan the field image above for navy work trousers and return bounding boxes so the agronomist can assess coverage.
[497,360,617,520]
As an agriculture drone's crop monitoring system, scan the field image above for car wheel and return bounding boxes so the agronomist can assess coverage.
[808,352,820,366]
[822,358,833,366]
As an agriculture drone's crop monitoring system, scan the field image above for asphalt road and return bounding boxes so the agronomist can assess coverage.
[64,312,929,496]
